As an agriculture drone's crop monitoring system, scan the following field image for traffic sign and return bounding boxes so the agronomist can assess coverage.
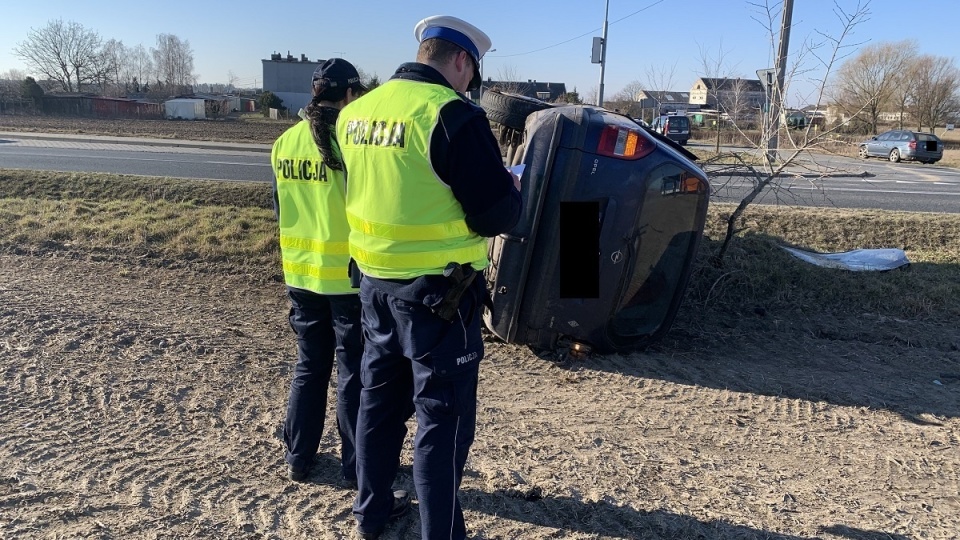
[757,68,778,90]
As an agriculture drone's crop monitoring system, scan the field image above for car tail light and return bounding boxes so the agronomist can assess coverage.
[597,126,655,159]
[908,140,917,149]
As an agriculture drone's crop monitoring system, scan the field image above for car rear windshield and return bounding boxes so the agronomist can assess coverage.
[917,134,938,142]
[670,117,689,128]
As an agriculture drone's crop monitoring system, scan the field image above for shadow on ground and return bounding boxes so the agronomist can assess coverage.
[531,233,960,420]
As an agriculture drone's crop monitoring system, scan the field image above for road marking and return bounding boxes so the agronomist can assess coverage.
[787,186,960,196]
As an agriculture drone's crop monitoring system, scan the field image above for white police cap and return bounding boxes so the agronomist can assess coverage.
[414,15,493,66]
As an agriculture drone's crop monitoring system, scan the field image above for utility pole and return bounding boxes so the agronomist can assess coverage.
[597,0,610,107]
[767,0,793,163]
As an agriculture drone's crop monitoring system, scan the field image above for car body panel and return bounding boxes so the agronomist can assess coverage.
[483,106,709,353]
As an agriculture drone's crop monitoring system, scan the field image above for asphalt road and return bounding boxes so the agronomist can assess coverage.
[1,133,959,213]
[690,142,960,213]
[0,134,270,182]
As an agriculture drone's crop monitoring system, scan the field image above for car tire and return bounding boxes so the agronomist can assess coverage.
[889,149,901,163]
[480,90,553,131]
[858,146,869,160]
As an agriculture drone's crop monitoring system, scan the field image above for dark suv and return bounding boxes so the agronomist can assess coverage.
[478,90,709,355]
[650,114,691,145]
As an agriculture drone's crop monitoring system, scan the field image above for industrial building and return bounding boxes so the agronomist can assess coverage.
[261,52,324,115]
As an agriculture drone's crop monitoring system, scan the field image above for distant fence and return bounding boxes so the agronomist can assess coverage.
[0,99,38,115]
[41,96,162,119]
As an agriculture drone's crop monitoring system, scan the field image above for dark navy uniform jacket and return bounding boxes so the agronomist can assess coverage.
[390,61,521,238]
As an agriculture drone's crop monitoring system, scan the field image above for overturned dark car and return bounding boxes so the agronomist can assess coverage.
[479,90,709,356]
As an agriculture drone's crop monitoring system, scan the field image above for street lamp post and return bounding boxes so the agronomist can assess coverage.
[480,49,496,99]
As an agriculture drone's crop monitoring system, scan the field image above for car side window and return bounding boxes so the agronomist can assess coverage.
[900,132,912,141]
[878,132,894,141]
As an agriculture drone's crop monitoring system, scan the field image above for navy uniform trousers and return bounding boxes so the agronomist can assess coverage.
[353,275,485,540]
[283,287,363,482]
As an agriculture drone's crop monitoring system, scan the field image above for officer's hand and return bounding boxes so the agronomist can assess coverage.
[511,172,521,192]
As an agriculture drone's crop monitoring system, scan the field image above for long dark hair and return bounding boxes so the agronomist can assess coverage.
[304,80,349,171]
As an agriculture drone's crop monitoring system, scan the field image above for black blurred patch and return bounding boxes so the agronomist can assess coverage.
[559,201,599,298]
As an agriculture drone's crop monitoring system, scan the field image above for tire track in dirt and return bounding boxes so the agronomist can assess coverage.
[3,251,959,539]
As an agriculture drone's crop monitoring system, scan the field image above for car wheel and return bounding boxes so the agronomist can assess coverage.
[858,146,869,159]
[889,148,901,163]
[479,90,553,131]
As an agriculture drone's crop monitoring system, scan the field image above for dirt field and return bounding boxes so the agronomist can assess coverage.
[1,115,959,539]
[1,248,958,540]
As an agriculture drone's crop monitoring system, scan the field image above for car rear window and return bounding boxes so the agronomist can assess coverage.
[670,117,689,128]
[917,134,938,142]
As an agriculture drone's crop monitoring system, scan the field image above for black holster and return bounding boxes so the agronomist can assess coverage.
[434,262,477,322]
[348,258,362,289]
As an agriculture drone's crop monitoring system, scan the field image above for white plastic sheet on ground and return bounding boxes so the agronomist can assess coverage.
[781,246,910,271]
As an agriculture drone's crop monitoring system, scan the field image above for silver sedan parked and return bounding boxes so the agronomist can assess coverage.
[858,130,944,164]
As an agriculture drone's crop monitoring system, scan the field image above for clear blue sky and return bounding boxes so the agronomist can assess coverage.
[1,0,957,106]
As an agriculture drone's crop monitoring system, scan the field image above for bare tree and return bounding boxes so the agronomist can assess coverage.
[130,44,154,92]
[0,69,27,102]
[0,69,28,100]
[697,41,737,152]
[644,62,678,118]
[908,54,960,132]
[13,19,103,92]
[606,80,644,116]
[720,77,755,128]
[704,0,872,263]
[151,34,196,93]
[583,86,599,109]
[832,40,916,134]
[87,39,127,95]
[494,65,530,95]
[1,69,27,81]
[889,61,917,130]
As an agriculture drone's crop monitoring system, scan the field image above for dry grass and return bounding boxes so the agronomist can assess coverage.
[690,203,960,322]
[0,168,277,266]
[3,168,959,328]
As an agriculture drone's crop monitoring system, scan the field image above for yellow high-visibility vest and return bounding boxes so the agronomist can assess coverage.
[272,120,354,294]
[336,79,487,279]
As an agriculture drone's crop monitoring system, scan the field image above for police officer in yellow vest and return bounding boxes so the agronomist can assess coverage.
[336,15,521,540]
[272,58,368,485]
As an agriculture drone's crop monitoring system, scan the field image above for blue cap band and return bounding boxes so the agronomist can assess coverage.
[421,26,480,62]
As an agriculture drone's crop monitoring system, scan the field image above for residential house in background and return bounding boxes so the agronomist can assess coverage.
[262,52,324,114]
[634,90,699,115]
[689,78,766,112]
[469,79,567,102]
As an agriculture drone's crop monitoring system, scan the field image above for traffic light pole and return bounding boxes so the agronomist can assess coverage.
[597,0,610,107]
